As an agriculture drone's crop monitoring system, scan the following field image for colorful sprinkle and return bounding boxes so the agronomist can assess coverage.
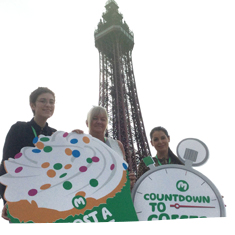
[32,149,41,153]
[70,139,78,144]
[65,148,72,156]
[59,173,67,178]
[54,163,63,170]
[36,142,44,150]
[64,164,72,169]
[14,153,22,159]
[90,179,98,187]
[40,137,50,142]
[33,137,38,144]
[40,184,51,190]
[86,158,92,163]
[110,164,115,170]
[63,132,69,137]
[41,162,50,168]
[122,163,128,170]
[15,167,23,173]
[82,137,90,144]
[63,181,72,190]
[72,150,80,158]
[44,146,53,153]
[92,156,99,162]
[47,169,56,178]
[28,189,37,196]
[79,166,87,172]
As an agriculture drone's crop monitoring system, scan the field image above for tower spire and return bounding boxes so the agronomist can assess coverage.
[94,2,151,173]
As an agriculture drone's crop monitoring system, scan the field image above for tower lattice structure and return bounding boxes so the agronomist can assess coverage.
[94,0,151,173]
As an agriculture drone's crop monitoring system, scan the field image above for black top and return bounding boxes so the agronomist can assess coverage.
[0,118,56,203]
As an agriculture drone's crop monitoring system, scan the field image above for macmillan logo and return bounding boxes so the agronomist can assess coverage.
[176,180,189,192]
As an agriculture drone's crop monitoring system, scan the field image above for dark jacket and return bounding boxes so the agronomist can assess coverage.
[0,118,56,203]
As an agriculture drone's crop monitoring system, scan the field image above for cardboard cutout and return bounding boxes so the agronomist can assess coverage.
[132,138,226,221]
[0,131,138,223]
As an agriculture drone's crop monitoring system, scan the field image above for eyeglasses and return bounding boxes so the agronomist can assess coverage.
[36,98,55,105]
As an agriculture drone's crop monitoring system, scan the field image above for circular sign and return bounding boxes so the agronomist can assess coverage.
[176,138,209,167]
[132,164,226,221]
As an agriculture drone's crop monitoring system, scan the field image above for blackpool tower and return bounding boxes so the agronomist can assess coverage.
[94,0,151,173]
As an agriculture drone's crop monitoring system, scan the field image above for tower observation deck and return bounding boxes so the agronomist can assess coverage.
[94,0,151,173]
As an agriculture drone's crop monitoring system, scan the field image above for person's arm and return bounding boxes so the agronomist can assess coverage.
[72,129,84,134]
[0,124,23,220]
[137,160,149,180]
[117,140,126,161]
[1,123,22,165]
[1,203,10,221]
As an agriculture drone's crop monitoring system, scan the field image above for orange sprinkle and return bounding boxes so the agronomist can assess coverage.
[36,142,44,150]
[40,184,51,190]
[65,148,72,156]
[47,169,56,178]
[83,137,90,144]
[64,164,72,169]
[41,162,50,168]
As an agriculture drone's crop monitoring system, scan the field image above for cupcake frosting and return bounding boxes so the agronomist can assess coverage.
[0,131,128,212]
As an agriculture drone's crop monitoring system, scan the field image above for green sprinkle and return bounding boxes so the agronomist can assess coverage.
[90,179,98,187]
[44,146,53,153]
[59,173,67,178]
[63,181,72,190]
[86,158,92,163]
[54,163,63,170]
[40,137,50,142]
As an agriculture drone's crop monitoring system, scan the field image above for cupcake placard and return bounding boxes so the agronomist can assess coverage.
[0,131,138,223]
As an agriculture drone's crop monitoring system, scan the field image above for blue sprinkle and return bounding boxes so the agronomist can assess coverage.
[32,149,41,153]
[122,163,128,170]
[33,137,38,144]
[70,139,78,144]
[72,150,80,158]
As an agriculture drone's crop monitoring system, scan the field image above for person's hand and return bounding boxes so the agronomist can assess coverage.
[2,203,10,221]
[128,171,136,190]
[72,129,84,134]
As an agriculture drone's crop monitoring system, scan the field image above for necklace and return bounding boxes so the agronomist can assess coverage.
[155,155,171,166]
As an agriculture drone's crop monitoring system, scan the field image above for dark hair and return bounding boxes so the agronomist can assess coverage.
[150,126,169,139]
[29,87,55,115]
[150,126,183,165]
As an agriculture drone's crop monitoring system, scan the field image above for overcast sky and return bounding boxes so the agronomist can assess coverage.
[0,0,234,232]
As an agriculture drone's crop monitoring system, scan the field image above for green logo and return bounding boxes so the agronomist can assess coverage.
[176,180,189,192]
[72,195,87,210]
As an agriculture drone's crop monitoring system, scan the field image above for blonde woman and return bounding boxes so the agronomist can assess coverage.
[73,106,136,187]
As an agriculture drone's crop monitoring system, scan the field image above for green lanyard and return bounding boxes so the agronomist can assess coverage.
[31,126,37,138]
[155,155,171,166]
[31,126,39,144]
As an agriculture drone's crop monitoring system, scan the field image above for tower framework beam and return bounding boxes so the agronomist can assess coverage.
[95,0,151,173]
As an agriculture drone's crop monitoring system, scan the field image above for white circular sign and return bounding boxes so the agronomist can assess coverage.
[132,165,226,221]
[177,138,209,166]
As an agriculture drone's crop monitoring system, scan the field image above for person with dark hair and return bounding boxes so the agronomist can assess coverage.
[0,87,56,220]
[137,126,183,179]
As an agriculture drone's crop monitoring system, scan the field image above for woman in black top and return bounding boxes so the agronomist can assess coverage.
[137,126,183,179]
[0,87,56,220]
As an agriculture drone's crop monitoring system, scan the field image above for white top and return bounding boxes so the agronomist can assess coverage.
[106,137,124,158]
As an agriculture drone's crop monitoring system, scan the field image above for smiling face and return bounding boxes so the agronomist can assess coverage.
[150,130,170,155]
[88,112,108,135]
[30,92,55,120]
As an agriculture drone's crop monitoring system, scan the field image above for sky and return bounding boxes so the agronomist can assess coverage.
[0,0,234,232]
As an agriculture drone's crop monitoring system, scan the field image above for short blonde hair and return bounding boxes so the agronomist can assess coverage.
[87,106,108,128]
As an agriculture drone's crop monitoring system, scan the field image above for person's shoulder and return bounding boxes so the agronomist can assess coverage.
[9,121,28,131]
[116,139,123,146]
[49,127,57,132]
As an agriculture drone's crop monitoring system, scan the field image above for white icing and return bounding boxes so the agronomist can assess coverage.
[0,131,128,211]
